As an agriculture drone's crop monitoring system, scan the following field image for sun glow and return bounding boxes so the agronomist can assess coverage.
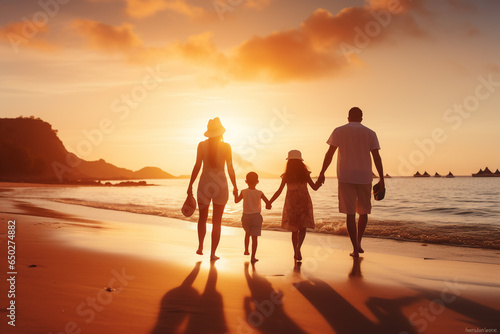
[193,98,264,147]
[219,115,255,146]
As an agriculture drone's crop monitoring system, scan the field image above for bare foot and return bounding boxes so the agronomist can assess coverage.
[210,255,220,261]
[350,252,359,258]
[244,251,250,255]
[251,258,259,263]
[196,249,203,255]
[358,247,364,253]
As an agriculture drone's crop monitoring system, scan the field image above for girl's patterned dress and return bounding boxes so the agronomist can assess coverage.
[281,177,315,231]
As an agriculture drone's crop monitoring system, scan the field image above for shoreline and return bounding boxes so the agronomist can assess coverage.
[21,199,500,253]
[2,181,500,252]
[1,196,500,333]
[5,195,500,266]
[35,198,500,262]
[52,196,500,253]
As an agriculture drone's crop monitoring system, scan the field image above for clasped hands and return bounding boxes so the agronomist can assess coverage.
[316,173,325,188]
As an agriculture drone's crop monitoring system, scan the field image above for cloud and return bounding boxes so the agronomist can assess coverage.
[226,29,341,81]
[0,20,57,53]
[72,19,219,64]
[89,0,205,19]
[73,20,143,53]
[245,0,271,10]
[124,0,169,18]
[159,0,205,18]
[72,0,427,82]
[174,32,225,64]
[218,0,426,82]
[11,0,426,83]
[444,0,477,13]
[301,0,423,48]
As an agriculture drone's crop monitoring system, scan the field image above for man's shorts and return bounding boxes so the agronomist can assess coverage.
[338,182,372,215]
[241,213,263,236]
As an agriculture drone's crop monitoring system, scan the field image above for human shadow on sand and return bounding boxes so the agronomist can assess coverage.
[293,257,418,334]
[406,284,500,331]
[151,261,227,334]
[243,262,307,334]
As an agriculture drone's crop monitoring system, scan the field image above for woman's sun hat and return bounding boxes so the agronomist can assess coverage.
[204,117,226,138]
[286,150,303,161]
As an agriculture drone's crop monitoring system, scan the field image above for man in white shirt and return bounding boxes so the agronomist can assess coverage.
[318,107,385,257]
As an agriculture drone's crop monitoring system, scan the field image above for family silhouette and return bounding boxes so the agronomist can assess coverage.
[187,109,385,261]
[176,115,500,333]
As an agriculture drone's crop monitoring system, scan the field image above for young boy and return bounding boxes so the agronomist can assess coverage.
[234,172,272,263]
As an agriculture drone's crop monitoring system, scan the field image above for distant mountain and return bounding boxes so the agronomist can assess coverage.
[133,167,175,179]
[0,117,175,183]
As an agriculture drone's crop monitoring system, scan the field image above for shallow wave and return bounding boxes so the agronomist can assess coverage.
[53,198,500,250]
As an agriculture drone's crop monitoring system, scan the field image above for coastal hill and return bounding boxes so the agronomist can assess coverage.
[0,117,175,183]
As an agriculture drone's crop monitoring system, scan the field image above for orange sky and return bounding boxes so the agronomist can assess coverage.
[1,0,499,176]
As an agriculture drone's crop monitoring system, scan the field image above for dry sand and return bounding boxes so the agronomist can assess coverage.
[1,186,499,334]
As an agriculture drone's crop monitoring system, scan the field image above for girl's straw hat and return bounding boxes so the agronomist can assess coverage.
[204,117,226,138]
[286,150,303,161]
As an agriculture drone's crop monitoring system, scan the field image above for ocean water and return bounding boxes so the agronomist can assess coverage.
[4,177,500,250]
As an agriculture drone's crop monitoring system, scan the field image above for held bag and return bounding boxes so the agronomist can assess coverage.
[181,194,197,217]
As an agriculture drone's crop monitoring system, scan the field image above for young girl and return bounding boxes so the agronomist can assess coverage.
[270,150,321,261]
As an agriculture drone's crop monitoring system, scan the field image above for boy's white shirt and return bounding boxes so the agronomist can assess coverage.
[241,188,263,214]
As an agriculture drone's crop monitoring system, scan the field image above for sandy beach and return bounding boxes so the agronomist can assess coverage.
[1,185,500,334]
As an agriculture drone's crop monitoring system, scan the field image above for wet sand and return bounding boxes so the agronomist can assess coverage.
[0,189,499,334]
